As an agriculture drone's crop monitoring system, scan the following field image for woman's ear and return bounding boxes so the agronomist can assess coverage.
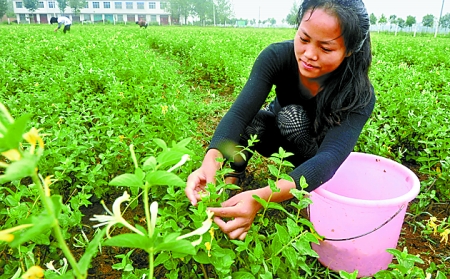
[346,51,352,58]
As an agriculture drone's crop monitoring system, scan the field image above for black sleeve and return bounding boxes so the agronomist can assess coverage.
[208,43,283,156]
[289,89,376,192]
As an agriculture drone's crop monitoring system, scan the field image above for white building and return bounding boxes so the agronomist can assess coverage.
[12,0,173,25]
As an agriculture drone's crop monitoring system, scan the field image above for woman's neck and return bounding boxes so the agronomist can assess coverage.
[300,74,324,97]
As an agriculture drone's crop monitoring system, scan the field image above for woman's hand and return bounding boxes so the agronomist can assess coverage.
[185,149,223,206]
[208,189,263,240]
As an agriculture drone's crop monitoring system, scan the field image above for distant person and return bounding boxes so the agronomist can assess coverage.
[50,16,72,34]
[136,19,148,28]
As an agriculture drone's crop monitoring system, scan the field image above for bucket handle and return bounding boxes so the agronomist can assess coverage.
[309,204,405,242]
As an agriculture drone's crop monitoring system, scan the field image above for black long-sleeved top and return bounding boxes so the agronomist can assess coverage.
[209,40,375,192]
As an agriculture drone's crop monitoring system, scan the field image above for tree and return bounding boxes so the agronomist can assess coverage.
[405,15,416,28]
[422,14,435,28]
[439,13,450,29]
[389,14,398,26]
[285,1,299,26]
[397,18,406,29]
[0,0,7,19]
[369,13,377,25]
[23,0,38,22]
[191,0,211,25]
[214,0,233,25]
[166,0,193,25]
[23,0,38,12]
[56,0,67,14]
[378,14,387,24]
[68,0,86,14]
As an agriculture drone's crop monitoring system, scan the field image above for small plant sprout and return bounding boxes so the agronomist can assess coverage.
[90,191,145,238]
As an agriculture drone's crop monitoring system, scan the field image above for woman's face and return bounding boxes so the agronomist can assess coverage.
[294,8,348,80]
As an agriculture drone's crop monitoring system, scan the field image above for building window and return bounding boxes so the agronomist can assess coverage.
[150,15,156,22]
[19,14,26,21]
[16,2,23,8]
[115,2,122,9]
[137,2,144,9]
[92,2,100,8]
[84,2,89,8]
[126,2,133,9]
[103,2,110,8]
[48,1,55,8]
[38,1,44,8]
[148,2,155,9]
[160,2,167,9]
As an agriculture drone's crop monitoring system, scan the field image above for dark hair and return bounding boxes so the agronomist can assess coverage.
[297,0,372,141]
[50,17,58,24]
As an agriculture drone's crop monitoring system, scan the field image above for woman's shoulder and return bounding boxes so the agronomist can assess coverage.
[265,40,294,52]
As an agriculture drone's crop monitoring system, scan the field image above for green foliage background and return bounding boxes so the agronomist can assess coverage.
[0,24,449,278]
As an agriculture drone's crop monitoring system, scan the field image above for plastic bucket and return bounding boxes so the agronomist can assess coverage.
[310,152,420,277]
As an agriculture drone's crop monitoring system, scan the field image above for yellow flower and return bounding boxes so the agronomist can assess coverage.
[209,227,215,241]
[23,127,45,154]
[42,175,55,197]
[1,149,21,161]
[440,229,449,245]
[0,224,33,243]
[118,135,125,142]
[427,217,438,235]
[21,265,44,279]
[205,242,212,257]
[161,105,168,115]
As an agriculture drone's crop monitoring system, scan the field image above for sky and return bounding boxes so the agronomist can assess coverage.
[230,0,449,24]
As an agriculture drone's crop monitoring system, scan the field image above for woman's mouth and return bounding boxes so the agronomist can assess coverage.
[301,60,316,70]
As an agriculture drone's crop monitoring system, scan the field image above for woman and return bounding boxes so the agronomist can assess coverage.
[185,0,375,240]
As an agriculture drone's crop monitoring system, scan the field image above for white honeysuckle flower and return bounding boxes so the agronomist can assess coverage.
[177,210,214,245]
[167,154,190,173]
[149,201,158,237]
[90,191,144,238]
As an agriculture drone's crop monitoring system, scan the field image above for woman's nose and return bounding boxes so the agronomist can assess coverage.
[304,47,318,61]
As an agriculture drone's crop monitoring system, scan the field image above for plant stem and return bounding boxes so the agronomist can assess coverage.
[143,183,155,278]
[31,173,84,278]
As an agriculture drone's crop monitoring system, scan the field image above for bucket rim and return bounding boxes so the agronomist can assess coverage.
[312,152,421,207]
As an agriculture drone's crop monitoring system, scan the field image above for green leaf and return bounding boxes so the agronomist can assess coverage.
[9,214,54,248]
[50,195,64,218]
[193,251,211,264]
[231,271,256,279]
[153,138,168,150]
[109,173,144,188]
[157,150,185,169]
[143,156,157,170]
[0,156,37,183]
[103,233,152,249]
[78,228,107,273]
[154,238,196,255]
[267,165,279,177]
[146,171,184,187]
[0,114,31,152]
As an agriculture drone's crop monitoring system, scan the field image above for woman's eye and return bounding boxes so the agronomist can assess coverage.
[322,48,332,52]
[299,36,308,42]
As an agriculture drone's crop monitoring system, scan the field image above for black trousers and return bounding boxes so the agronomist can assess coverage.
[231,103,318,172]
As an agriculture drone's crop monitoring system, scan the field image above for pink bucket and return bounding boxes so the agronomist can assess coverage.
[310,152,420,277]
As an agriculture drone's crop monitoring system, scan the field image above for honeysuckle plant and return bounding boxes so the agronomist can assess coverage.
[94,142,214,279]
[0,103,105,279]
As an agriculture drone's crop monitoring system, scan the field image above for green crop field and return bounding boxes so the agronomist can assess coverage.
[0,24,449,278]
